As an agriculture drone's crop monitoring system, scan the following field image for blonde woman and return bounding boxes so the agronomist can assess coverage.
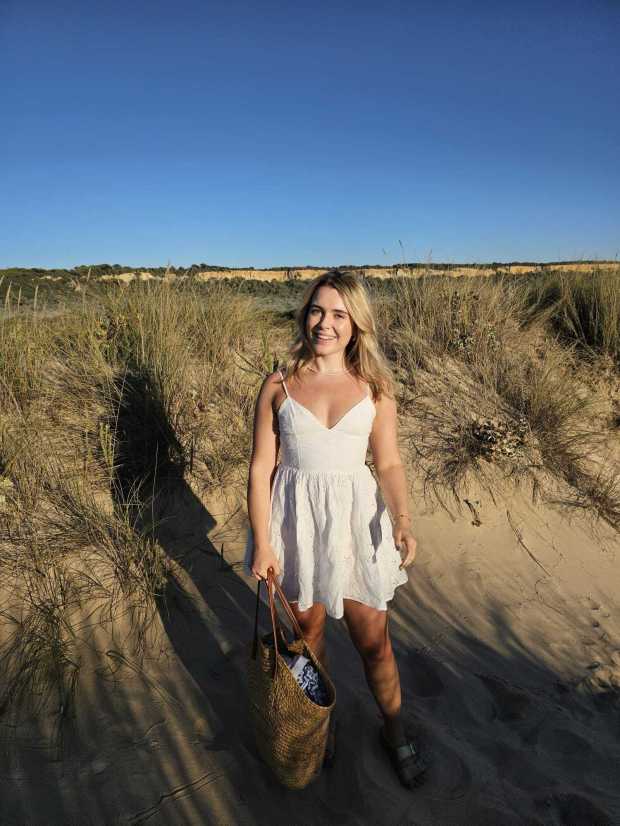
[244,269,428,788]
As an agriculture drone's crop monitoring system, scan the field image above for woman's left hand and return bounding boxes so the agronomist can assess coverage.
[393,520,417,569]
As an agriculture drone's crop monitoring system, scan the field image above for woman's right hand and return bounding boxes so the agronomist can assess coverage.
[250,545,281,581]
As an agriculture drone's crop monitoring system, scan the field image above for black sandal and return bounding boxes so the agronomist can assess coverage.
[379,725,429,789]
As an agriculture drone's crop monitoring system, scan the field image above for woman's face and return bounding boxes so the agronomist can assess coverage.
[305,285,355,355]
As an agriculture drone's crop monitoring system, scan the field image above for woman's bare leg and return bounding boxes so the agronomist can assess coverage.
[342,598,406,746]
[289,600,328,668]
[289,600,336,759]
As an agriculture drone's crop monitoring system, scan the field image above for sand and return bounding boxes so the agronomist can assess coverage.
[1,464,618,825]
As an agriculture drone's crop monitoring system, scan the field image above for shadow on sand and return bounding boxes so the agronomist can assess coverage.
[1,370,618,824]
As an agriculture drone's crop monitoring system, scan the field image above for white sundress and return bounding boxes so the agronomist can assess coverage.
[243,369,409,620]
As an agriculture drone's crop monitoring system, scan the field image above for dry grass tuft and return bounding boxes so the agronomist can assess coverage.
[384,271,620,527]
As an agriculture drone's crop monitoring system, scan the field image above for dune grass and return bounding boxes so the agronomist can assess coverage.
[0,278,266,719]
[521,268,620,364]
[0,267,617,721]
[383,269,620,525]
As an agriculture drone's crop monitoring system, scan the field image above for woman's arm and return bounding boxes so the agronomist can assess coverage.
[369,392,410,523]
[246,372,281,569]
[369,391,417,568]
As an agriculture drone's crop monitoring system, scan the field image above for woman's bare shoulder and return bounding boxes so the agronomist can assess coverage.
[362,376,395,409]
[263,369,289,405]
[265,368,284,385]
[254,370,283,402]
[358,373,375,394]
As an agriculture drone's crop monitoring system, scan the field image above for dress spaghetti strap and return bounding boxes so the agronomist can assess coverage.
[278,368,289,397]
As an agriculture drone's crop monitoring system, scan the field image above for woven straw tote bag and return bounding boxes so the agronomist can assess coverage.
[247,569,336,789]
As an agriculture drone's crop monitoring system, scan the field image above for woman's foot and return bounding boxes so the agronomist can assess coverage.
[379,723,428,789]
[323,716,338,768]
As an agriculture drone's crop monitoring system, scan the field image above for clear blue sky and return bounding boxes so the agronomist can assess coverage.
[2,0,619,269]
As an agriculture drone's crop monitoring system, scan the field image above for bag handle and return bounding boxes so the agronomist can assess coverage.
[252,568,305,678]
[268,570,305,638]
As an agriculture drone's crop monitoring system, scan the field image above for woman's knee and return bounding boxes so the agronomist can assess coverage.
[356,633,393,665]
[343,602,393,664]
[290,601,326,642]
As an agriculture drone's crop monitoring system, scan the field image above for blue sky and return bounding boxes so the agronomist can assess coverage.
[1,0,619,268]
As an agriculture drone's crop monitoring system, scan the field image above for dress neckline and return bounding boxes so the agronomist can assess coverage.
[277,394,373,432]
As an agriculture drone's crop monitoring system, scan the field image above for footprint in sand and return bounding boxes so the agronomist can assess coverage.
[551,792,613,826]
[583,596,612,619]
[463,805,536,826]
[477,674,532,723]
[404,651,445,698]
[577,660,620,713]
[537,726,595,774]
[402,738,473,802]
[478,739,552,793]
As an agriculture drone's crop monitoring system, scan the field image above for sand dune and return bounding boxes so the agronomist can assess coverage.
[2,458,618,825]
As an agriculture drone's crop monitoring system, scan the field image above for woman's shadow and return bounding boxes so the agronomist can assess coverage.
[109,369,361,816]
[111,368,260,744]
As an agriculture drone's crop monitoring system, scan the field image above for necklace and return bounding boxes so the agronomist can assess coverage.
[306,365,350,375]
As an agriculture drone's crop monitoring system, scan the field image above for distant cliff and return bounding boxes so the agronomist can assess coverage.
[2,261,618,285]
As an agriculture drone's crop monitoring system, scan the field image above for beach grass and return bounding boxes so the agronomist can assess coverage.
[0,266,617,719]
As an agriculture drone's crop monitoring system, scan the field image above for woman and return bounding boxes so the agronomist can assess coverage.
[244,269,428,788]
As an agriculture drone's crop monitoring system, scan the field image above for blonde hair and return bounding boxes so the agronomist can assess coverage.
[278,269,396,401]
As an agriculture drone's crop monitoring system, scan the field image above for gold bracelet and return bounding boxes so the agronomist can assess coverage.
[395,513,411,520]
